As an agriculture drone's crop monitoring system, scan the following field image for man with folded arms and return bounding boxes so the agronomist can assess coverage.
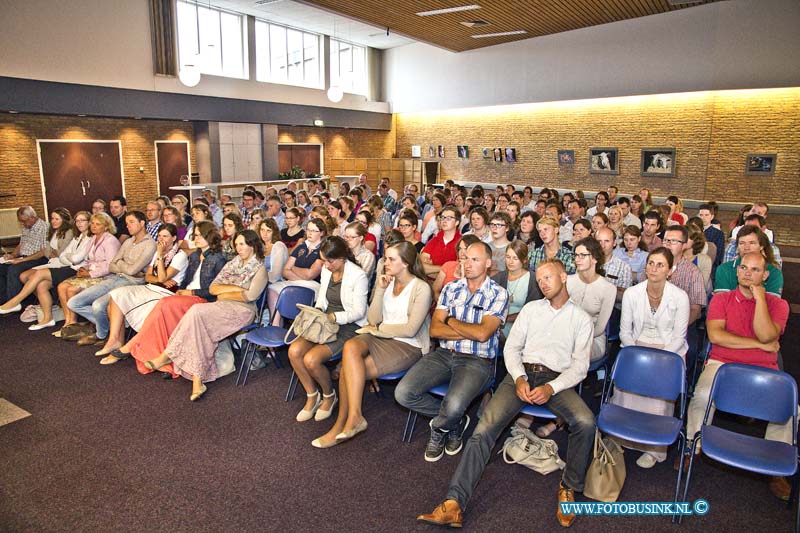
[683,251,790,499]
[396,241,508,463]
[417,258,595,528]
[67,211,156,345]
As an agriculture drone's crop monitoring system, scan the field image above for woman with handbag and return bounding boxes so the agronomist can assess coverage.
[311,241,432,447]
[613,246,689,468]
[287,236,368,423]
[95,223,189,360]
[142,229,268,400]
[106,221,227,375]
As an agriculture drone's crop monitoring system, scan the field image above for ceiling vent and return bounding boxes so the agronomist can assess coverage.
[460,20,490,28]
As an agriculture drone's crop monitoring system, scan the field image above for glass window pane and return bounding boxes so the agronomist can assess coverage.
[220,12,244,78]
[198,6,222,74]
[255,21,269,81]
[303,33,319,87]
[176,1,199,69]
[286,29,303,82]
[270,24,287,82]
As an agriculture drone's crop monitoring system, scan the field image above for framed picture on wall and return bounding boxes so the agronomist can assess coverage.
[493,148,503,162]
[428,146,436,158]
[438,145,445,158]
[457,145,469,158]
[558,150,574,165]
[589,147,619,175]
[411,145,422,158]
[745,153,777,176]
[505,148,516,162]
[482,148,492,159]
[641,148,675,177]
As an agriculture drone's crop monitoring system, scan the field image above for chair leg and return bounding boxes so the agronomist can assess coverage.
[402,411,417,443]
[236,341,256,386]
[235,341,251,385]
[672,434,686,524]
[679,438,701,524]
[285,371,298,402]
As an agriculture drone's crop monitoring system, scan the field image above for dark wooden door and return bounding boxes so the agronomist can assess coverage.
[278,144,321,175]
[38,141,124,216]
[156,141,190,197]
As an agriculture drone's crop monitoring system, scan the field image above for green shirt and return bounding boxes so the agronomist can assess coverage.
[713,257,783,297]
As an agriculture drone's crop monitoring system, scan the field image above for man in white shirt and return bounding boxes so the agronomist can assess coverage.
[731,202,774,242]
[560,199,583,243]
[417,259,595,529]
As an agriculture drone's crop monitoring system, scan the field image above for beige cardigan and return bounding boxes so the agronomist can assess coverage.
[367,277,433,353]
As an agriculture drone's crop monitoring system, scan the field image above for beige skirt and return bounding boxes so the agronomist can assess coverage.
[355,334,423,376]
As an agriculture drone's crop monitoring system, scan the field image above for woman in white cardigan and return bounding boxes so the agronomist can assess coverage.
[287,236,368,424]
[613,246,689,469]
[311,241,432,448]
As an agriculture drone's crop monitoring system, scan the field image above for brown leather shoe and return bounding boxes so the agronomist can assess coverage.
[77,334,99,346]
[557,483,576,528]
[769,476,791,501]
[417,499,463,528]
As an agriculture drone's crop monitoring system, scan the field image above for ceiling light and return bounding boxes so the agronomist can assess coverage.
[472,30,526,38]
[314,119,324,127]
[416,4,480,16]
[327,86,344,103]
[460,20,490,28]
[8,110,19,114]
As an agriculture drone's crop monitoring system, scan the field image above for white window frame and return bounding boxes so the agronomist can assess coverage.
[176,0,249,80]
[255,20,323,89]
[330,38,368,96]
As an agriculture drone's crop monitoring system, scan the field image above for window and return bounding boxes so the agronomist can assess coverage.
[255,21,322,89]
[330,39,367,96]
[177,1,247,79]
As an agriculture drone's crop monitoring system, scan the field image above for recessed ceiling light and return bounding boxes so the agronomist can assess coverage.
[9,110,19,114]
[472,30,526,38]
[460,20,490,28]
[416,4,480,17]
[77,114,86,117]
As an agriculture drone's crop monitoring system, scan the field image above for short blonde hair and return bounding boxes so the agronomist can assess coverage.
[91,212,117,235]
[536,216,560,230]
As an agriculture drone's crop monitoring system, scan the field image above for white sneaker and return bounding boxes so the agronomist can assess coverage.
[636,452,658,469]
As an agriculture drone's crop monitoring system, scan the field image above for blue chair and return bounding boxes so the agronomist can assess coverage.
[681,363,799,527]
[597,346,687,512]
[402,356,498,443]
[235,286,315,386]
[230,284,270,361]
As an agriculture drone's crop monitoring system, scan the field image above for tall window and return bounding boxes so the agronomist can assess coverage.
[255,21,321,89]
[177,1,247,79]
[330,39,367,96]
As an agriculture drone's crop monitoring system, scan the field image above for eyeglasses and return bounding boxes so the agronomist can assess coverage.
[306,228,321,234]
[574,252,592,259]
[489,223,506,228]
[439,215,457,222]
[398,223,414,229]
[662,238,686,245]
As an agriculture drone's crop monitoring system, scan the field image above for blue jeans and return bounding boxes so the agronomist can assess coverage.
[446,371,596,509]
[395,347,494,432]
[67,275,141,338]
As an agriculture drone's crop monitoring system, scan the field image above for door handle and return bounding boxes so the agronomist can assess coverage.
[80,180,86,196]
[86,180,90,190]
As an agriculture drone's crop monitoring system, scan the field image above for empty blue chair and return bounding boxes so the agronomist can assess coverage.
[597,346,687,510]
[236,286,315,386]
[681,363,798,527]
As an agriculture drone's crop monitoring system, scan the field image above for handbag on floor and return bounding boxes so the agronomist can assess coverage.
[500,425,565,475]
[285,304,339,344]
[584,429,626,502]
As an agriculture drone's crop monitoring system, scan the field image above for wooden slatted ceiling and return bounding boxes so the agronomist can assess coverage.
[301,0,720,52]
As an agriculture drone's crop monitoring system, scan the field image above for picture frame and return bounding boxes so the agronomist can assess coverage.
[558,150,574,165]
[504,148,516,162]
[482,148,492,159]
[745,153,777,176]
[589,147,619,175]
[428,146,436,158]
[411,145,421,158]
[438,145,445,158]
[641,147,675,177]
[493,148,503,162]
[457,145,469,159]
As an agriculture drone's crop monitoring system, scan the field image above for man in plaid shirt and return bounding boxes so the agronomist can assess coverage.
[396,241,508,463]
[0,206,48,304]
[596,227,632,302]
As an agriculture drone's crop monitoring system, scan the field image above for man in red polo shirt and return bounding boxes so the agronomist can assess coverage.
[420,205,461,277]
[684,251,790,498]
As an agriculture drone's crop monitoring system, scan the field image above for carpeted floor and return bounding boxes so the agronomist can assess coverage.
[1,260,798,532]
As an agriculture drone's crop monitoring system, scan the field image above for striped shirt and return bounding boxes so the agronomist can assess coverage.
[669,257,707,307]
[723,240,782,267]
[437,276,508,359]
[602,255,632,289]
[19,218,48,256]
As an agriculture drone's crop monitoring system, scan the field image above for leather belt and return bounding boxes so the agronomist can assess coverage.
[524,363,556,373]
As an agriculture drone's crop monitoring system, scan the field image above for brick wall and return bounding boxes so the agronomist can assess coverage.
[395,88,800,244]
[0,114,195,214]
